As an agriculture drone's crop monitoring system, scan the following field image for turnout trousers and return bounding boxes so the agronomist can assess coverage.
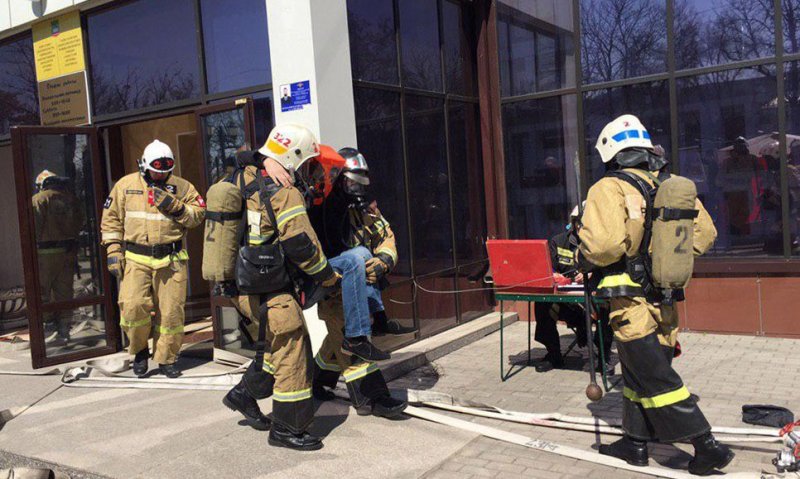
[611,296,710,443]
[118,258,187,365]
[236,293,315,435]
[313,296,390,407]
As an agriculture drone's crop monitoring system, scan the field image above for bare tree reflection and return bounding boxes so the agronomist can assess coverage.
[91,64,197,115]
[0,36,39,134]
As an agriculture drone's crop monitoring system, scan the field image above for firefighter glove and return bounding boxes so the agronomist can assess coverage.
[152,187,185,218]
[107,249,125,281]
[365,257,388,284]
[321,271,342,288]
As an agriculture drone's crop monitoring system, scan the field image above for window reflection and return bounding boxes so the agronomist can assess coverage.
[87,0,200,116]
[442,0,477,95]
[583,81,671,180]
[497,0,575,96]
[580,0,667,84]
[405,95,453,275]
[399,0,443,91]
[347,0,399,85]
[201,0,271,94]
[503,95,579,240]
[674,0,775,70]
[783,61,800,254]
[201,109,246,184]
[0,34,38,136]
[27,134,106,356]
[677,68,780,256]
[253,93,275,148]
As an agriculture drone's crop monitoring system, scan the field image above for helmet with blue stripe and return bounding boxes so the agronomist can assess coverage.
[595,114,654,164]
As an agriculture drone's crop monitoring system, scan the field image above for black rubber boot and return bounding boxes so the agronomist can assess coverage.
[133,348,149,378]
[535,351,564,372]
[268,422,323,451]
[598,436,649,467]
[159,363,182,379]
[688,433,734,475]
[223,382,271,431]
[370,394,408,419]
[372,311,417,336]
[341,337,390,362]
[312,384,336,402]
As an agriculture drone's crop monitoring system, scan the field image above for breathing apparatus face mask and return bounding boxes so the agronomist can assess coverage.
[610,147,669,171]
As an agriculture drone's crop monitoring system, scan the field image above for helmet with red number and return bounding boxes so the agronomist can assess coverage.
[139,139,175,177]
[258,124,320,173]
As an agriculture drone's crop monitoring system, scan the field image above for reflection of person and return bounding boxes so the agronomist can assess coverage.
[718,137,758,240]
[580,115,732,475]
[756,141,783,254]
[32,170,84,344]
[533,204,612,372]
[220,124,338,451]
[788,140,800,250]
[280,86,292,106]
[311,147,411,418]
[101,140,206,379]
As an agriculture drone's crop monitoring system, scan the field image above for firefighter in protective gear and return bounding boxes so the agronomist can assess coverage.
[100,140,206,379]
[33,170,85,343]
[579,115,733,475]
[221,124,339,451]
[309,147,409,418]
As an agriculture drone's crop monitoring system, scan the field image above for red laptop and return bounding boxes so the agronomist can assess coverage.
[486,239,556,294]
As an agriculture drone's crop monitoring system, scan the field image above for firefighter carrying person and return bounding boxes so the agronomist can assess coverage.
[307,147,411,417]
[576,114,732,475]
[215,124,340,451]
[533,203,612,373]
[100,140,206,379]
[33,170,85,344]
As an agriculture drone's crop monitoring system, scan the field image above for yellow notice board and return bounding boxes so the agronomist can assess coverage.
[33,11,86,82]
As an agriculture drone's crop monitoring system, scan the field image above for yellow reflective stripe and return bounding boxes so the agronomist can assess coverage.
[344,362,379,383]
[262,360,276,375]
[275,206,306,229]
[556,247,574,258]
[624,386,691,409]
[102,231,123,241]
[125,249,189,268]
[248,234,269,245]
[273,388,312,403]
[121,317,150,329]
[315,353,342,372]
[304,256,328,275]
[38,247,67,255]
[597,273,641,289]
[125,211,171,222]
[376,247,397,263]
[158,324,184,335]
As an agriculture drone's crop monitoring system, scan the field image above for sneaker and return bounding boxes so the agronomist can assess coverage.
[341,337,390,362]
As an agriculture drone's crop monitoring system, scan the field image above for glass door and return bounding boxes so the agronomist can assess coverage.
[11,126,119,368]
[195,99,256,359]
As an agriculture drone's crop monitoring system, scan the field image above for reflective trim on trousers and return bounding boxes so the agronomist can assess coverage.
[158,324,184,335]
[314,353,341,372]
[344,362,379,383]
[121,317,150,329]
[623,386,691,409]
[273,388,312,402]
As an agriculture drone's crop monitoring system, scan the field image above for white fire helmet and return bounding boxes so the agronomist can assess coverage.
[595,114,655,164]
[35,169,57,189]
[139,139,175,176]
[258,124,320,173]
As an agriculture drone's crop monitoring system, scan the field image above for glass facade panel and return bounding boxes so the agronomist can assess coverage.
[416,272,458,338]
[497,0,575,96]
[675,0,775,70]
[677,68,780,256]
[353,87,411,278]
[442,0,477,96]
[45,304,107,359]
[200,108,246,184]
[580,0,667,84]
[253,92,275,148]
[347,0,399,85]
[503,95,580,240]
[784,61,800,255]
[87,0,200,116]
[405,95,453,275]
[201,0,271,94]
[399,0,443,91]
[583,81,671,180]
[0,34,38,136]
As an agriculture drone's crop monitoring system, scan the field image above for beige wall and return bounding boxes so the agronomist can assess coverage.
[0,145,24,290]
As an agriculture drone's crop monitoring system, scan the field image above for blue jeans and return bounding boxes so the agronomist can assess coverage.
[342,246,386,314]
[328,247,374,338]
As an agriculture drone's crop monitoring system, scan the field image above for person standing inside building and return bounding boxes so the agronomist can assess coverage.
[533,204,612,372]
[220,124,340,451]
[309,147,411,418]
[578,115,732,475]
[32,170,85,344]
[101,140,206,379]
